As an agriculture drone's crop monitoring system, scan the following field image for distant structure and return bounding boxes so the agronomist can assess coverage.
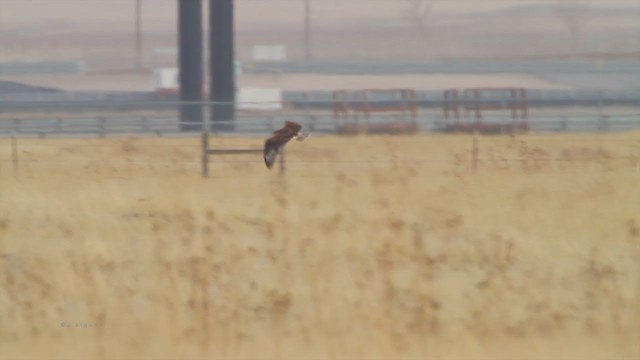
[177,0,235,131]
[154,67,179,98]
[554,0,591,53]
[332,89,418,134]
[178,0,203,131]
[0,81,62,94]
[442,87,529,134]
[209,0,236,131]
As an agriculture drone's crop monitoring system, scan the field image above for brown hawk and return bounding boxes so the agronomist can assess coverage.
[263,120,309,169]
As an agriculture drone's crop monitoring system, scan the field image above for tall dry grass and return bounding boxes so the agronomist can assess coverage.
[1,133,639,360]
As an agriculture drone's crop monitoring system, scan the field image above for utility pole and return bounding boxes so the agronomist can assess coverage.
[178,0,204,131]
[304,0,311,61]
[554,0,591,53]
[209,0,235,131]
[135,0,142,70]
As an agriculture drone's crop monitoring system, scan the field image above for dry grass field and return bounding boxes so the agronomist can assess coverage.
[0,132,639,360]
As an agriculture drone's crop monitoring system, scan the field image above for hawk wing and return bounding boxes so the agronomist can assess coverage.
[263,135,289,169]
[263,120,307,169]
[272,121,302,139]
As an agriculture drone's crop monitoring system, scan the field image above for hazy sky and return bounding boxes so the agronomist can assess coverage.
[1,0,638,61]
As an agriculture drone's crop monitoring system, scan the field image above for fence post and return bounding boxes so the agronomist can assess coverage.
[598,114,609,133]
[57,118,64,133]
[11,130,18,177]
[99,117,106,138]
[268,116,274,133]
[400,90,408,125]
[303,92,311,124]
[142,116,150,133]
[472,130,479,173]
[201,132,209,178]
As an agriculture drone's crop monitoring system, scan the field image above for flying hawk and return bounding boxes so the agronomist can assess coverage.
[264,120,309,169]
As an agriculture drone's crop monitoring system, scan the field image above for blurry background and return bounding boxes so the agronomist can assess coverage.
[1,0,639,86]
[1,3,639,359]
[0,0,639,133]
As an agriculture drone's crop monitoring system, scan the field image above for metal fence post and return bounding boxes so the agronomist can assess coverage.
[472,130,479,173]
[201,131,209,178]
[303,92,311,124]
[11,130,18,177]
[598,114,609,133]
[99,117,106,137]
[142,116,150,133]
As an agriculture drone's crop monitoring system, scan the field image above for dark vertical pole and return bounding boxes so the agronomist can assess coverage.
[521,88,528,120]
[210,0,235,131]
[201,132,209,178]
[472,130,479,173]
[179,0,203,131]
[11,131,18,177]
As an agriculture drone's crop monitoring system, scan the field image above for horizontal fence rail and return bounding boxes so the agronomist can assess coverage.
[1,95,640,137]
[2,112,640,137]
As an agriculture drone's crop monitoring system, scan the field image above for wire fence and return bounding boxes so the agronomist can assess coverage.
[2,110,640,137]
[3,130,638,180]
[2,98,639,179]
